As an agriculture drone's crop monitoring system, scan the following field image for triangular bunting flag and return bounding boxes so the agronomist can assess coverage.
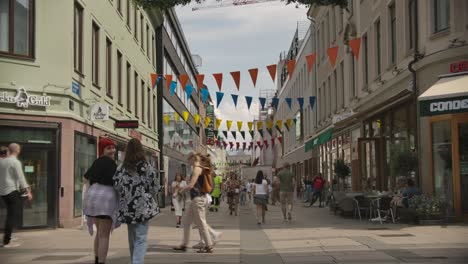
[237,121,243,131]
[248,68,258,87]
[293,118,297,124]
[163,115,170,125]
[205,117,211,128]
[257,141,262,147]
[196,74,205,90]
[151,73,158,89]
[230,71,241,90]
[236,142,240,150]
[327,46,339,67]
[272,97,279,110]
[266,64,277,82]
[229,142,234,150]
[170,81,177,95]
[231,94,239,108]
[196,127,200,135]
[179,74,189,92]
[213,73,223,91]
[183,111,190,122]
[242,142,246,150]
[231,131,236,140]
[204,128,209,136]
[271,137,276,147]
[284,121,289,131]
[165,75,173,92]
[297,97,304,110]
[264,140,269,149]
[201,88,209,104]
[194,114,201,126]
[267,128,273,137]
[267,120,273,129]
[285,98,292,110]
[174,112,180,122]
[248,122,253,131]
[249,130,254,138]
[216,119,222,130]
[259,97,266,110]
[226,120,233,131]
[245,96,253,110]
[222,131,228,139]
[306,53,317,73]
[276,120,283,130]
[216,92,224,108]
[240,131,246,140]
[349,38,361,59]
[259,130,264,138]
[185,84,194,99]
[222,141,227,149]
[287,60,295,79]
[286,119,292,129]
[278,136,283,144]
[309,96,316,110]
[257,121,263,131]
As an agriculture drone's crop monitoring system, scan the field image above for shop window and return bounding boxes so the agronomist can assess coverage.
[0,127,54,143]
[106,38,112,97]
[433,0,450,33]
[92,21,100,86]
[432,120,454,214]
[74,1,83,72]
[74,133,96,217]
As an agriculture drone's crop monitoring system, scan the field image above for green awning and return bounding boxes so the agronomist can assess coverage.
[305,128,333,152]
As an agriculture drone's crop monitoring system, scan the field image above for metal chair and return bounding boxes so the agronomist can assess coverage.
[374,197,395,224]
[353,196,373,221]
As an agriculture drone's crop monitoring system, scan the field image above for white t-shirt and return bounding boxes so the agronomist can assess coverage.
[172,180,187,199]
[246,182,252,192]
[255,180,268,195]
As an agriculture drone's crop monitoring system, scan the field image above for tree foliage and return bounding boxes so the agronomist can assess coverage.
[132,0,348,10]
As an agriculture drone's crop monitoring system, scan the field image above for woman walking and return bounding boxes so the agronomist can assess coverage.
[83,137,120,264]
[113,139,160,264]
[227,174,240,216]
[253,170,268,225]
[172,173,186,228]
[173,152,214,253]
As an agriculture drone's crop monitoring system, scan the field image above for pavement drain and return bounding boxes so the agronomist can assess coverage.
[366,227,389,230]
[33,255,85,261]
[378,234,414,237]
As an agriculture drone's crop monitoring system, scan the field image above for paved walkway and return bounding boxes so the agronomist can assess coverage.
[1,199,468,263]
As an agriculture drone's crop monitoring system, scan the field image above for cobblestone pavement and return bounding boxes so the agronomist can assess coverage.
[1,199,468,264]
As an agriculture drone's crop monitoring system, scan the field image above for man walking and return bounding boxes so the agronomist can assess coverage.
[0,143,32,247]
[308,173,325,208]
[278,162,295,221]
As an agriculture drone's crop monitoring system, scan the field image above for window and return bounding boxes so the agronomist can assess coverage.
[295,111,303,141]
[340,61,344,108]
[146,25,149,58]
[408,0,417,49]
[363,34,369,86]
[153,94,157,132]
[389,3,396,65]
[152,34,156,67]
[317,29,321,63]
[117,51,122,105]
[134,72,138,117]
[148,87,151,128]
[74,1,83,73]
[117,0,122,15]
[140,14,144,50]
[126,0,131,28]
[331,8,336,41]
[106,38,112,97]
[338,7,343,32]
[351,54,356,98]
[0,0,34,58]
[434,0,450,33]
[141,80,145,124]
[333,70,337,113]
[375,19,381,76]
[92,21,100,85]
[126,62,131,112]
[327,77,331,117]
[134,8,138,40]
[74,133,96,217]
[321,21,325,60]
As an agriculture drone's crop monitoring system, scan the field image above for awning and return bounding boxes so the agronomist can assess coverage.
[305,128,333,152]
[419,73,468,117]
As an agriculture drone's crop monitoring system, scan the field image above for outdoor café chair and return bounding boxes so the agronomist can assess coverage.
[353,195,373,221]
[373,196,395,224]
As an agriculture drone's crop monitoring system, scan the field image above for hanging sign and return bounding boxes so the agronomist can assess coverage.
[90,103,110,121]
[115,120,139,129]
[0,87,51,108]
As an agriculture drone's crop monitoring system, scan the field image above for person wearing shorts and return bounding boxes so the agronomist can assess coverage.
[278,162,295,221]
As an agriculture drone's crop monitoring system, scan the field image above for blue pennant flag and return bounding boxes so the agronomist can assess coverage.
[309,96,316,110]
[170,81,177,95]
[201,88,209,104]
[185,84,194,100]
[216,92,224,108]
[259,97,266,110]
[245,96,253,110]
[297,97,304,110]
[285,98,292,110]
[231,94,238,108]
[153,76,162,92]
[272,97,279,110]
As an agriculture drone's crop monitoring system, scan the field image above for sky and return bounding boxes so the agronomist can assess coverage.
[176,0,309,142]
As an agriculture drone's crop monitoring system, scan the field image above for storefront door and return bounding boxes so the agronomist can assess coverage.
[456,121,468,219]
[358,138,384,191]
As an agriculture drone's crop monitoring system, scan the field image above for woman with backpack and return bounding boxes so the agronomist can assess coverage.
[173,152,214,253]
[113,139,160,264]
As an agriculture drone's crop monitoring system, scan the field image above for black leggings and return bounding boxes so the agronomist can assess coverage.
[212,196,220,207]
[2,191,21,245]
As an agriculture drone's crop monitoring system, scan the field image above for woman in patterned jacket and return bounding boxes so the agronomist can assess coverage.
[113,138,160,264]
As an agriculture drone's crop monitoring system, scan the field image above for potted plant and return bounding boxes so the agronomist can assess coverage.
[391,145,418,178]
[408,195,448,225]
[334,159,350,191]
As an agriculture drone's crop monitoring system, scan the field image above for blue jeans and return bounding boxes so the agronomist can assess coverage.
[127,221,149,264]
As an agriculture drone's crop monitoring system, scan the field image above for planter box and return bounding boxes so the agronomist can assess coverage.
[418,218,445,225]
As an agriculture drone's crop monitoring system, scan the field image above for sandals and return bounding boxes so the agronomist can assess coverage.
[173,245,187,252]
[197,246,213,253]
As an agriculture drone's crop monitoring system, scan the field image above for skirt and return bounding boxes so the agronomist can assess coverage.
[83,183,120,235]
[172,196,184,217]
[254,194,268,206]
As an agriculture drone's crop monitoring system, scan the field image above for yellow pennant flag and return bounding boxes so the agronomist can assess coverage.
[194,114,200,126]
[216,119,222,130]
[237,121,243,131]
[276,120,283,130]
[248,122,253,131]
[174,112,180,122]
[183,111,190,122]
[267,120,273,129]
[226,120,233,131]
[163,115,170,125]
[205,117,211,127]
[286,119,292,129]
[257,121,263,131]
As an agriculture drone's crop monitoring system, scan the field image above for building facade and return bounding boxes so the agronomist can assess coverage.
[0,0,163,228]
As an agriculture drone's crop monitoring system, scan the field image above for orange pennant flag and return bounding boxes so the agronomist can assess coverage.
[267,64,277,82]
[151,73,158,88]
[213,73,223,91]
[287,60,296,80]
[248,68,259,87]
[196,74,205,90]
[306,54,317,72]
[179,74,189,92]
[165,75,173,92]
[327,46,339,67]
[349,38,361,59]
[230,71,241,90]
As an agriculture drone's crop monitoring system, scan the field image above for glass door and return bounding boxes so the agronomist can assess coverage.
[358,138,383,191]
[458,122,468,216]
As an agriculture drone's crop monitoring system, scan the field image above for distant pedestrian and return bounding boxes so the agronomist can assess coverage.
[278,162,295,221]
[247,179,254,202]
[83,138,120,264]
[271,176,280,206]
[226,174,240,216]
[0,144,32,248]
[210,173,223,212]
[172,173,186,228]
[308,173,325,207]
[113,138,160,264]
[173,152,214,253]
[253,170,268,225]
[239,181,247,206]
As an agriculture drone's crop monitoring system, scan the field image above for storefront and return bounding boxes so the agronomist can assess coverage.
[419,72,468,221]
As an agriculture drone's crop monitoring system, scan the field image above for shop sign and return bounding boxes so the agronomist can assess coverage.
[450,61,468,73]
[332,110,355,124]
[90,103,110,121]
[0,87,51,108]
[115,120,139,129]
[420,96,468,116]
[129,129,142,141]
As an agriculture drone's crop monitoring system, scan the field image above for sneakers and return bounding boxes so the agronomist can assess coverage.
[212,231,223,246]
[2,242,20,248]
[192,242,205,249]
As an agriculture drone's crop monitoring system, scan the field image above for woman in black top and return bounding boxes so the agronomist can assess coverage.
[83,137,120,264]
